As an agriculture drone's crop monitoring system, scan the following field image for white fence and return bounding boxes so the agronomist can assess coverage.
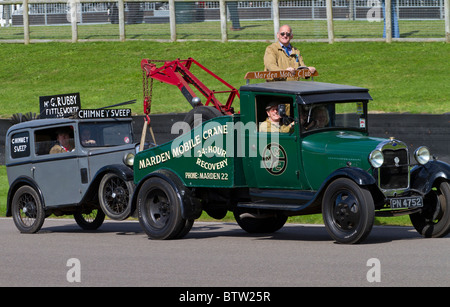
[1,0,449,43]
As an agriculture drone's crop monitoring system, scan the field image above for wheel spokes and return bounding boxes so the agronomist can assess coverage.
[104,177,129,214]
[18,194,37,227]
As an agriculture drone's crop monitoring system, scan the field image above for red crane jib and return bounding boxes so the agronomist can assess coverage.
[141,58,238,115]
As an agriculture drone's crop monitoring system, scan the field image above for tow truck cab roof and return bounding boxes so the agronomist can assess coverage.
[239,81,373,105]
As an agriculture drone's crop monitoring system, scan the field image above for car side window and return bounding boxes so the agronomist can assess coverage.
[35,126,75,155]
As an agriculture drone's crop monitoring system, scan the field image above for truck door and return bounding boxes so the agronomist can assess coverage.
[244,94,305,189]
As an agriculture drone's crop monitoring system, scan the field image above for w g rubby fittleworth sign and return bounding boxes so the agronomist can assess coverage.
[39,93,81,118]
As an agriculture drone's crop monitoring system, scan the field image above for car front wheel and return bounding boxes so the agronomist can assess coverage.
[99,173,134,220]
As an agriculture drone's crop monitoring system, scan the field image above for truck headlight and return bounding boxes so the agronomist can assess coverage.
[369,149,384,168]
[414,146,431,165]
[124,153,135,166]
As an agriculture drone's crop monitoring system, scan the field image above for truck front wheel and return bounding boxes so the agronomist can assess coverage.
[137,177,191,239]
[410,181,450,238]
[322,178,374,244]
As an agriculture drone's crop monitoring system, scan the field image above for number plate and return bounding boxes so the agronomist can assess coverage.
[390,196,423,209]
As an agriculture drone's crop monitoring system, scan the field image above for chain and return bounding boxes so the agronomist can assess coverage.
[147,78,153,114]
[142,59,170,115]
[142,70,154,115]
[142,70,148,103]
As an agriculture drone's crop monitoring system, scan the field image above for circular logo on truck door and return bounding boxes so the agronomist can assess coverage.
[261,143,287,175]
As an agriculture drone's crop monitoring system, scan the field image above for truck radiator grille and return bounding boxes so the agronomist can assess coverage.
[379,149,409,190]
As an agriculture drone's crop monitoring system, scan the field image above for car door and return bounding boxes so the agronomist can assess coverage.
[32,125,82,207]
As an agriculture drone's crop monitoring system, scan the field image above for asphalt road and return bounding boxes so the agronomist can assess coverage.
[1,217,449,288]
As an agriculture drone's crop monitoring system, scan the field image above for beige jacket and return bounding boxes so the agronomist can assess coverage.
[259,118,293,133]
[263,42,306,81]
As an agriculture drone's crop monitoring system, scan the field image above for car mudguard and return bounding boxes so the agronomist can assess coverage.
[307,167,379,211]
[410,160,450,195]
[132,168,202,220]
[321,167,376,187]
[79,164,134,205]
[94,164,134,182]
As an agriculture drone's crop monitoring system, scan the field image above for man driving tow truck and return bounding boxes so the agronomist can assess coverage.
[259,102,294,133]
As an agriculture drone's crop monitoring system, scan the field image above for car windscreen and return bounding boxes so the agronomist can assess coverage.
[79,122,133,147]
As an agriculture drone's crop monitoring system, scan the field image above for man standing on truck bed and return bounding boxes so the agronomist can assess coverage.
[264,24,316,81]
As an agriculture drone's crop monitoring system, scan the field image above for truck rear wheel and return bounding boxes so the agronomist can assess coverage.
[410,181,450,238]
[234,208,287,233]
[137,177,191,239]
[322,178,374,244]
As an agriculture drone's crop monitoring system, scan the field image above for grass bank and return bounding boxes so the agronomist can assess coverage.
[1,41,449,117]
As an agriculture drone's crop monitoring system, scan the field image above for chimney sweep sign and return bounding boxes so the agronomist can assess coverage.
[77,108,131,118]
[39,93,81,118]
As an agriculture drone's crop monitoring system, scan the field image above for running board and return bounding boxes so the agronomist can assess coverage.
[237,202,306,211]
[237,188,319,213]
[249,188,316,203]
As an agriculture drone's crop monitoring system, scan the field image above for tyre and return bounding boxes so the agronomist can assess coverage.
[98,173,134,220]
[174,219,195,239]
[183,106,224,128]
[11,185,45,233]
[137,177,189,240]
[205,207,228,220]
[234,208,287,234]
[410,181,450,238]
[73,209,105,230]
[322,178,374,244]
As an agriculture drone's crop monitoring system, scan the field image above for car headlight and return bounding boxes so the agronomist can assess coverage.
[414,146,431,165]
[124,153,135,166]
[369,149,384,168]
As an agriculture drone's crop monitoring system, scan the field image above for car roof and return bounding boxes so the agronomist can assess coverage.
[7,117,132,134]
[239,81,372,104]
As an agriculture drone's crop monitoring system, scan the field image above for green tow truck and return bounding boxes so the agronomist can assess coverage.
[132,58,450,244]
